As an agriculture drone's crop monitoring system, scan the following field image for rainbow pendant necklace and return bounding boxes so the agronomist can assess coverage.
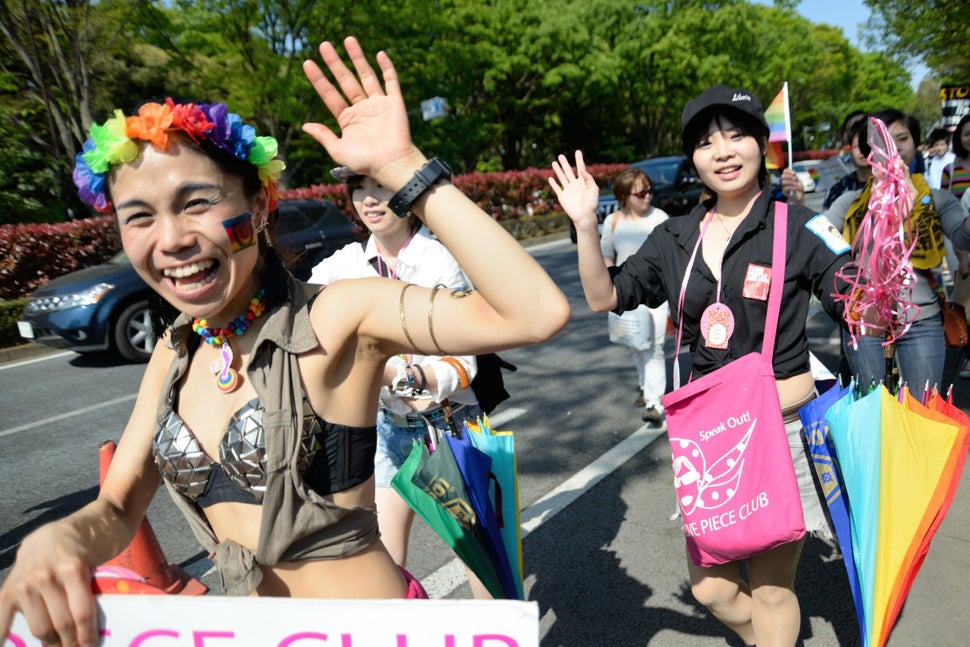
[191,289,266,393]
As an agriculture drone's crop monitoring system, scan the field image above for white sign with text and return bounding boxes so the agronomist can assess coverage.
[7,595,539,647]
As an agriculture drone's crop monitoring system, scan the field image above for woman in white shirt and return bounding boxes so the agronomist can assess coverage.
[309,170,488,597]
[600,166,670,424]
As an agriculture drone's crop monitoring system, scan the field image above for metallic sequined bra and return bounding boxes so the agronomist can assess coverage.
[152,395,323,503]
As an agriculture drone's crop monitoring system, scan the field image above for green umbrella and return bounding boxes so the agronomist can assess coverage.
[391,441,506,598]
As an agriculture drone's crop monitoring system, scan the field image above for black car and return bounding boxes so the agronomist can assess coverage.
[570,155,704,242]
[17,199,359,362]
[272,199,363,279]
[597,155,703,221]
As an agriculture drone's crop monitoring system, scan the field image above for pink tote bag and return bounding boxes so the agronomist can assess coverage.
[661,202,805,567]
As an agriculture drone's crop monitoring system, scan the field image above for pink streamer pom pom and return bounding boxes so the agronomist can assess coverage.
[833,117,920,349]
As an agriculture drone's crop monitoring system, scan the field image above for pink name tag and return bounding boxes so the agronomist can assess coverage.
[742,264,772,301]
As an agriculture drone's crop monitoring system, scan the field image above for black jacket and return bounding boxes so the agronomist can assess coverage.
[610,191,853,379]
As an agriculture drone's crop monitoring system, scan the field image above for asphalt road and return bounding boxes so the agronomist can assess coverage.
[2,217,968,645]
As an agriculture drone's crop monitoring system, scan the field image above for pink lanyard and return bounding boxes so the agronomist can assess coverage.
[671,202,788,388]
[376,233,413,280]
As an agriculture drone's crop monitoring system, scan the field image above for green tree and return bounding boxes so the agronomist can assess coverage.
[0,0,921,226]
[864,0,968,82]
[0,0,183,221]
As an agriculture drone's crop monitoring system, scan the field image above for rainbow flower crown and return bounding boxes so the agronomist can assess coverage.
[73,98,285,213]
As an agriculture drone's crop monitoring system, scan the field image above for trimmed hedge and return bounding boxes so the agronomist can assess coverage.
[1,164,623,302]
[0,298,27,348]
[278,163,625,222]
[0,216,121,300]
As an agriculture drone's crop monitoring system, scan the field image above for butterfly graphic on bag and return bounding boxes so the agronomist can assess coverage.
[670,419,752,515]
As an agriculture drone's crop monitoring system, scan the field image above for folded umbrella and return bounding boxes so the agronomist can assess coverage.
[465,415,524,600]
[826,385,965,647]
[391,440,506,598]
[444,432,520,599]
[825,386,883,645]
[876,389,969,642]
[798,380,863,641]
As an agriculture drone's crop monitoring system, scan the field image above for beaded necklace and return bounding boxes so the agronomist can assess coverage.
[191,289,267,393]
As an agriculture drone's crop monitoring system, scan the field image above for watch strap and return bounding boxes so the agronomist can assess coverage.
[388,157,452,218]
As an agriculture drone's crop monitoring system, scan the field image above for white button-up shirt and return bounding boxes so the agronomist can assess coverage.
[308,226,478,413]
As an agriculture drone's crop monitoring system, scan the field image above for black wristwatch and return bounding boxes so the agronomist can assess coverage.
[387,157,452,218]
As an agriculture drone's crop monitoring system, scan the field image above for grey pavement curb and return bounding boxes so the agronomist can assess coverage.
[0,343,57,364]
[518,229,570,248]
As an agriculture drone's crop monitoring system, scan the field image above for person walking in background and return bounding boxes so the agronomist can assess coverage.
[0,36,571,645]
[599,166,670,424]
[925,127,956,190]
[911,119,927,176]
[924,126,964,299]
[836,110,867,169]
[550,85,857,647]
[941,114,970,199]
[939,113,970,378]
[820,110,970,393]
[823,115,871,210]
[308,169,490,598]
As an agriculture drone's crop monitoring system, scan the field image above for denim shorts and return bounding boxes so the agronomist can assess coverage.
[374,404,483,487]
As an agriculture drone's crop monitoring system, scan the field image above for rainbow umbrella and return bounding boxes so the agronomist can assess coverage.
[877,390,970,641]
[391,440,506,598]
[443,432,521,598]
[465,415,525,600]
[825,385,964,646]
[798,380,863,641]
[826,385,881,644]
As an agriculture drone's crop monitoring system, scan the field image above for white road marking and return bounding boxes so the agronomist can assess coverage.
[0,394,136,438]
[0,350,73,370]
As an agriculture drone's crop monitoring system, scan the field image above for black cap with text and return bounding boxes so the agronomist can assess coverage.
[681,85,769,136]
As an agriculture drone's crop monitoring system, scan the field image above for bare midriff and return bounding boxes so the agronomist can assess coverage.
[255,544,406,598]
[203,479,406,598]
[777,371,817,411]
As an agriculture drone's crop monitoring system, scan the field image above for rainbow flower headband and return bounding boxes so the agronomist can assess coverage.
[73,98,285,213]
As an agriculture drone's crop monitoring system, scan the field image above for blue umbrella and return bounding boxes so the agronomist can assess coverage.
[466,416,525,599]
[395,439,507,598]
[799,381,864,642]
[444,433,520,599]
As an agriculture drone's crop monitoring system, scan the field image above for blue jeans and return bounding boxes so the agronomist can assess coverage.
[842,316,945,393]
[374,404,483,487]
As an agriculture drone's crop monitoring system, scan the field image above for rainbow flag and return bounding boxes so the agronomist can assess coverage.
[765,140,786,170]
[764,82,791,144]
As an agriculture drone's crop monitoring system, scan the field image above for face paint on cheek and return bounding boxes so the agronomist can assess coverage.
[224,212,257,253]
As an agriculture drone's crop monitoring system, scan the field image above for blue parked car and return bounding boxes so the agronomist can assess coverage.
[17,250,155,361]
[17,199,360,362]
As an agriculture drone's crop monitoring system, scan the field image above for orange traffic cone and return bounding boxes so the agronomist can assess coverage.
[98,440,208,595]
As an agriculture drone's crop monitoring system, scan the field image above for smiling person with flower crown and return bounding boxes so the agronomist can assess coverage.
[0,37,569,646]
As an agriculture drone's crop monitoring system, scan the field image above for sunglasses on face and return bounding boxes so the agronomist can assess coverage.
[630,189,653,199]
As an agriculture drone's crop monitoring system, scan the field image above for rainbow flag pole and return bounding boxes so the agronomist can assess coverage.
[764,82,793,172]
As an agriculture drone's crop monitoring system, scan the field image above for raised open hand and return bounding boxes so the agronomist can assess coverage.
[549,151,601,228]
[302,37,421,184]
